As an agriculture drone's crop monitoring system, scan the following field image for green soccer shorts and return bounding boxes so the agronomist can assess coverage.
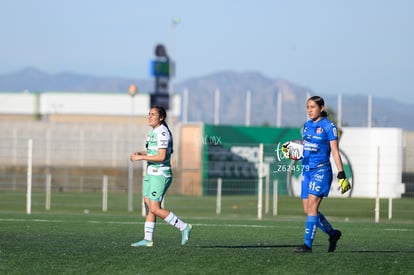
[143,174,173,202]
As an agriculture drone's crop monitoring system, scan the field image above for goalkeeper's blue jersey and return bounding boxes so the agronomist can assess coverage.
[302,117,338,169]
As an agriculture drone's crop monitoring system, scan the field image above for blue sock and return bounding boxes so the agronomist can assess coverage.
[318,212,334,236]
[304,215,318,248]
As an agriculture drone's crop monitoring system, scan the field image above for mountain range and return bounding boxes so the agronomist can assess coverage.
[1,67,413,131]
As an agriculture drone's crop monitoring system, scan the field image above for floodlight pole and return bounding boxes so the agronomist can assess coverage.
[169,17,180,96]
[276,91,282,127]
[245,90,251,126]
[168,17,180,120]
[337,94,342,128]
[128,84,138,212]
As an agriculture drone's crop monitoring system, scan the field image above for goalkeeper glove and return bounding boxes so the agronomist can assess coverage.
[337,171,351,194]
[282,142,290,156]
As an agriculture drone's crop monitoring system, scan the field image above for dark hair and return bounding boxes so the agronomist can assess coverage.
[151,105,174,154]
[308,96,328,117]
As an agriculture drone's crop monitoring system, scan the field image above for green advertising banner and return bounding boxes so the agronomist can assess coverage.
[202,124,302,195]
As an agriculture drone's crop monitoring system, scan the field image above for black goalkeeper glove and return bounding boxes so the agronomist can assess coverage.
[337,171,351,194]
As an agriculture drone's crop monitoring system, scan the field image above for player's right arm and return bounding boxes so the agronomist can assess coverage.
[130,149,167,163]
[130,151,147,161]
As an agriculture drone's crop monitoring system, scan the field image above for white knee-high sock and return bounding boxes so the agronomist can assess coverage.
[144,221,155,241]
[164,212,187,231]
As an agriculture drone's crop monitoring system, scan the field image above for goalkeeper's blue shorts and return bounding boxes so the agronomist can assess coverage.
[301,164,333,199]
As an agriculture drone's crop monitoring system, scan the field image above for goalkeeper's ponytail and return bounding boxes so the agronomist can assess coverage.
[308,96,328,117]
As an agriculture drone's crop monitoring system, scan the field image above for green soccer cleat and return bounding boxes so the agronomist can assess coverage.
[130,239,153,247]
[181,224,192,245]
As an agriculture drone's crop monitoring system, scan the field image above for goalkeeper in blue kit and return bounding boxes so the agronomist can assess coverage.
[284,96,351,253]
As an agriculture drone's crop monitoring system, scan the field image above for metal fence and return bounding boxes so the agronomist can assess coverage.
[1,121,414,213]
[0,121,146,167]
[0,122,414,224]
[1,121,414,191]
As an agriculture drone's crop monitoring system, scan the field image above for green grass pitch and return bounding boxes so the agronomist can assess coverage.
[0,192,413,274]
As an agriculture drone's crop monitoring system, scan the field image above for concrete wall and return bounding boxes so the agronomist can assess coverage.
[340,127,405,198]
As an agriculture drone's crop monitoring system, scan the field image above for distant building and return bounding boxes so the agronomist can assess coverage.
[0,92,181,123]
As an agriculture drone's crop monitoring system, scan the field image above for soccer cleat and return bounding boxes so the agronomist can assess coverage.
[181,224,192,245]
[294,244,312,253]
[130,239,153,247]
[328,230,342,252]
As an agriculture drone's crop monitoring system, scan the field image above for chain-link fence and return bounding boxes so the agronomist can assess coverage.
[1,121,413,221]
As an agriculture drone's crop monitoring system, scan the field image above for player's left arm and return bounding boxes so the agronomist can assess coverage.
[330,139,351,194]
[330,139,343,172]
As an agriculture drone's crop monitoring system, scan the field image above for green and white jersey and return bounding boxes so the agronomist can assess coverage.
[146,124,172,176]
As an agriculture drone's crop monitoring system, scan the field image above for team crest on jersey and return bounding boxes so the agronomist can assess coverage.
[148,133,156,142]
[316,127,323,134]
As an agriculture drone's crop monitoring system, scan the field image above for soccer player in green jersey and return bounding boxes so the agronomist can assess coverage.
[130,105,192,247]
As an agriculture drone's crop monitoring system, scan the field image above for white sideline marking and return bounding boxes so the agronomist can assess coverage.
[88,220,138,225]
[0,218,291,229]
[2,218,411,231]
[0,218,64,223]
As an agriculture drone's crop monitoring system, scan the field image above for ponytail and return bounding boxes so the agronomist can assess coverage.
[162,120,174,154]
[152,105,174,154]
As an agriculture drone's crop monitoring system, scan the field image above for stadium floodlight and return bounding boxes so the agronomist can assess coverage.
[128,85,138,212]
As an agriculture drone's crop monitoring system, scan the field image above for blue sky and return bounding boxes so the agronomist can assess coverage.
[1,0,413,103]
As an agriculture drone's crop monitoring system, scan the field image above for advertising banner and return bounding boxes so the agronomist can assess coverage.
[202,124,302,195]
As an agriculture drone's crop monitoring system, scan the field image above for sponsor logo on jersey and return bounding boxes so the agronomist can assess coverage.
[315,173,324,181]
